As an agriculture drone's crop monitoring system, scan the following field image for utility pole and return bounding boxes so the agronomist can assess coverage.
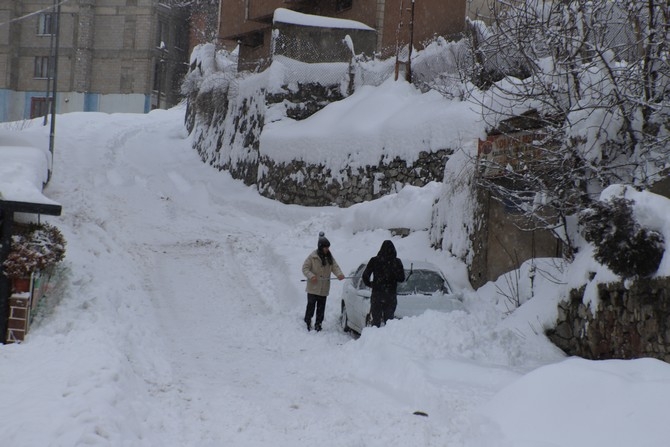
[43,6,55,126]
[406,0,415,83]
[394,0,415,82]
[394,0,404,81]
[48,0,61,180]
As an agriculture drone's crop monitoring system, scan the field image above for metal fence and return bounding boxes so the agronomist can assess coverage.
[269,28,396,91]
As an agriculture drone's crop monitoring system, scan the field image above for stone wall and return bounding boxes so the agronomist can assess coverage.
[547,277,670,362]
[187,78,262,187]
[257,149,450,207]
[189,78,452,207]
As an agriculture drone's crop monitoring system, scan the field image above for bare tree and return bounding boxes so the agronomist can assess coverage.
[470,0,670,256]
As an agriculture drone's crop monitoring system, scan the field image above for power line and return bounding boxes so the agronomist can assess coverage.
[0,0,71,28]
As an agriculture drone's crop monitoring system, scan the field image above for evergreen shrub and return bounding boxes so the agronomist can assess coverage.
[579,197,664,278]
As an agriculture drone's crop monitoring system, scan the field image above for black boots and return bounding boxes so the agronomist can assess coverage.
[305,320,312,331]
[315,323,322,332]
[305,320,322,332]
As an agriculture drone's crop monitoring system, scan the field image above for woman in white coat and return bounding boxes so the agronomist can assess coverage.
[302,232,344,331]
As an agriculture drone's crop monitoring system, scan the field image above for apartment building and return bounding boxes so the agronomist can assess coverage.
[219,0,466,72]
[0,1,190,123]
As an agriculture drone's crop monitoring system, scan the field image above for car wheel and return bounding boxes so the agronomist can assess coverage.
[340,302,351,332]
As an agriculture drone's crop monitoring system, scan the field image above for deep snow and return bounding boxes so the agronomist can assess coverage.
[0,104,670,446]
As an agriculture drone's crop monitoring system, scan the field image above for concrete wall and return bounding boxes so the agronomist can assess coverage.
[0,88,149,122]
[468,189,562,288]
[0,0,189,122]
[466,0,494,22]
[650,175,670,198]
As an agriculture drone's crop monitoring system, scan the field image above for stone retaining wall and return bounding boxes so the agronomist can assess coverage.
[547,277,670,362]
[257,150,450,207]
[189,80,452,207]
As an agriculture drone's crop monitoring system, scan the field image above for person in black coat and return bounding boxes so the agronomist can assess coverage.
[362,240,405,327]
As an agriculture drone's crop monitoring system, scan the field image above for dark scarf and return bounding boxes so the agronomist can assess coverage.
[318,249,333,266]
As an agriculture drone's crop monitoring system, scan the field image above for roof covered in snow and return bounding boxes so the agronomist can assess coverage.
[273,8,375,31]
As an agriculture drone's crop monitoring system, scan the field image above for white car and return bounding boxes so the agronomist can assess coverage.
[339,260,465,334]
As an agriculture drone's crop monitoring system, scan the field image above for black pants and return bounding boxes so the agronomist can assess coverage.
[305,293,327,325]
[370,291,397,327]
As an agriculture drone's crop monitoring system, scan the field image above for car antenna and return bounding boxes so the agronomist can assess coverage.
[405,262,413,282]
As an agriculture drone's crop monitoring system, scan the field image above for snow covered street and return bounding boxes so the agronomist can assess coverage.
[2,107,669,447]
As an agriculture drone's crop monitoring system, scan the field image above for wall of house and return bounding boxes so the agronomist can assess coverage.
[237,29,274,73]
[0,0,188,122]
[468,190,562,288]
[379,0,466,56]
[466,0,493,22]
[314,0,466,55]
[219,0,280,41]
[223,0,467,71]
[314,0,379,31]
[650,175,670,199]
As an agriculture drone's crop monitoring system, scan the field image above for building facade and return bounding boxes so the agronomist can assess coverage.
[219,0,466,72]
[466,0,493,22]
[0,0,190,123]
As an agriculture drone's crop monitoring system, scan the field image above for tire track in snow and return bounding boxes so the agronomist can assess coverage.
[224,231,300,314]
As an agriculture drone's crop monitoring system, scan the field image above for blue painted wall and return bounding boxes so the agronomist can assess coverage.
[144,95,151,113]
[0,90,9,122]
[84,93,99,112]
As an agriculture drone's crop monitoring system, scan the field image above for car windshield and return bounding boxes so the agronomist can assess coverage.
[397,269,446,295]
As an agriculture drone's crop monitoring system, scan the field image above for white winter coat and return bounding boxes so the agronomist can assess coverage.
[302,249,344,297]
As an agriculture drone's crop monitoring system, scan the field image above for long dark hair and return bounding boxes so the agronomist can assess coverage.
[318,247,333,266]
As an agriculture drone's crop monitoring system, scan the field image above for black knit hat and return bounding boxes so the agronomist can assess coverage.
[318,231,330,249]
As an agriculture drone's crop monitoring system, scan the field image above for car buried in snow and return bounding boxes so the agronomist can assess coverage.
[339,260,465,334]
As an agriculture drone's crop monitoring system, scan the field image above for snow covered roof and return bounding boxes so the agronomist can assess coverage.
[273,8,375,31]
[0,133,60,210]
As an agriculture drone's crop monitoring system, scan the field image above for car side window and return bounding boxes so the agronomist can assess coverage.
[354,264,368,290]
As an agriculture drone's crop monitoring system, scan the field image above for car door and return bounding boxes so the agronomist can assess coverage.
[351,265,372,331]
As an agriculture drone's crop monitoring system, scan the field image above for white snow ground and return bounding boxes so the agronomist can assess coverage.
[0,106,669,447]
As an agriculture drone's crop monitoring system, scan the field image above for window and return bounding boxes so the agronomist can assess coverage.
[37,13,56,36]
[153,58,167,92]
[175,25,188,51]
[397,270,448,295]
[153,61,161,91]
[240,31,263,49]
[353,264,367,289]
[336,0,353,12]
[34,56,50,78]
[156,20,168,49]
